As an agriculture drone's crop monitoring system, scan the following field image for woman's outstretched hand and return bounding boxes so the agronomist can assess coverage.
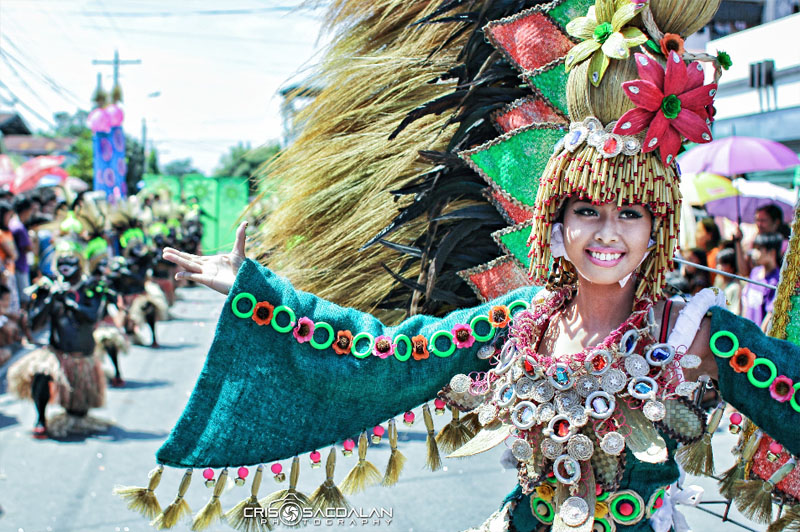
[162,221,247,296]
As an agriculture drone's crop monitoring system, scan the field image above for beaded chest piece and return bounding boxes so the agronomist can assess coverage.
[449,287,707,528]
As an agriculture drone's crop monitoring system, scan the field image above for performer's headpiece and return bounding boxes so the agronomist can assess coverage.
[461,0,727,300]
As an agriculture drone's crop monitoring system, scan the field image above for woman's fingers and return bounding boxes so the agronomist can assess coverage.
[163,250,203,273]
[233,221,247,258]
[163,247,202,263]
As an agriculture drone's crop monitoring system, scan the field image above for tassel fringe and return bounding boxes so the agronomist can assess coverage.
[435,407,475,454]
[768,504,800,532]
[676,403,724,476]
[311,448,349,511]
[423,404,442,471]
[259,457,311,528]
[461,411,481,435]
[382,419,406,487]
[720,429,762,500]
[340,432,381,495]
[734,458,797,524]
[191,468,228,531]
[151,469,192,530]
[113,464,163,519]
[225,465,272,532]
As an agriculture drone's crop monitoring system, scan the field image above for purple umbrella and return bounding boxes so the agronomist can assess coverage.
[678,136,800,175]
[704,178,796,224]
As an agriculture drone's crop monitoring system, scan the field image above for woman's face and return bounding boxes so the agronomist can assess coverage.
[562,198,652,286]
[2,210,12,228]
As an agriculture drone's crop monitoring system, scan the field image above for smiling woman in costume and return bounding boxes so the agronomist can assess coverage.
[118,1,800,531]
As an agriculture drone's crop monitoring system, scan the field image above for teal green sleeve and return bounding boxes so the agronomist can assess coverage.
[710,307,800,456]
[156,259,541,468]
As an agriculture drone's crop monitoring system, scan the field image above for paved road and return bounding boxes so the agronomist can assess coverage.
[0,286,764,531]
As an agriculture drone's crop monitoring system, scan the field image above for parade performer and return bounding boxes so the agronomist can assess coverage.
[7,244,109,438]
[110,199,169,348]
[118,1,800,531]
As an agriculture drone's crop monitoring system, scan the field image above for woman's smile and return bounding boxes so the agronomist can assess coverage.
[585,247,626,266]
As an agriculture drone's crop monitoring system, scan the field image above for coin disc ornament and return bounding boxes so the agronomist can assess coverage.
[560,496,590,526]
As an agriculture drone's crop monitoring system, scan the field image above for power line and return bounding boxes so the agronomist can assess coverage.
[0,79,56,128]
[0,50,51,109]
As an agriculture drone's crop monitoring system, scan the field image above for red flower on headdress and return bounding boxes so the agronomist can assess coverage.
[612,52,717,165]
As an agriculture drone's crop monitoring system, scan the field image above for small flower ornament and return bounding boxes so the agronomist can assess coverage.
[565,0,649,86]
[612,52,717,165]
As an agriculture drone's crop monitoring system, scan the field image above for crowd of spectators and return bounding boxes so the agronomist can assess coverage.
[0,188,60,364]
[671,203,789,332]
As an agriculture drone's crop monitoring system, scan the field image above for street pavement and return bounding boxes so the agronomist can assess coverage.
[0,286,765,531]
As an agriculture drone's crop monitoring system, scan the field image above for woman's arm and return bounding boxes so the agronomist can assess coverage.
[156,241,541,468]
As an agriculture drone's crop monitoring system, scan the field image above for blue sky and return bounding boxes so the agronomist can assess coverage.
[0,0,326,173]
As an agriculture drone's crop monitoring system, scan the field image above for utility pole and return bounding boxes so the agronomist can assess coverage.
[92,50,141,87]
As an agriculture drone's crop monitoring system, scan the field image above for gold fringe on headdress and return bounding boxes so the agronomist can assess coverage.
[734,458,797,524]
[340,432,382,495]
[311,447,349,511]
[719,427,762,500]
[113,464,163,519]
[675,402,724,476]
[435,407,475,454]
[423,404,442,471]
[528,144,681,300]
[191,468,228,531]
[151,469,192,530]
[382,419,406,487]
[225,465,271,532]
[259,457,311,527]
[460,411,481,435]
[768,504,800,532]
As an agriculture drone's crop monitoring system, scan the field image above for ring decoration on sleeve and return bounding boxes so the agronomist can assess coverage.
[229,289,530,361]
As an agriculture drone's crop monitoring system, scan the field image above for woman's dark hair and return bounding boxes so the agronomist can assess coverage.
[0,201,13,231]
[0,284,9,296]
[754,232,784,265]
[699,217,721,250]
[716,247,736,269]
[688,247,708,267]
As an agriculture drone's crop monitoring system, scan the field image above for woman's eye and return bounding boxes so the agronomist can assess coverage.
[574,208,598,216]
[620,209,643,219]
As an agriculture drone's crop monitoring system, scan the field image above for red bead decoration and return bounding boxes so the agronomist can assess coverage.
[202,468,214,480]
[618,501,634,517]
[343,438,355,452]
[373,425,385,437]
[434,398,446,409]
[769,442,783,454]
[654,497,663,509]
[237,467,249,479]
[403,411,415,424]
[730,413,742,425]
[310,451,321,463]
[270,463,282,475]
[603,137,618,154]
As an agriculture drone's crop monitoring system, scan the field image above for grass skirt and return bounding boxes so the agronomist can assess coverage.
[7,346,106,411]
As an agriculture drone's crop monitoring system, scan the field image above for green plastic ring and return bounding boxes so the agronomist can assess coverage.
[530,497,555,524]
[709,330,738,358]
[231,292,257,319]
[594,518,612,532]
[430,330,456,358]
[351,332,374,359]
[470,315,495,342]
[508,300,529,316]
[271,305,296,333]
[747,358,778,389]
[610,493,642,523]
[393,334,412,362]
[310,322,335,350]
[790,383,800,413]
[596,491,609,502]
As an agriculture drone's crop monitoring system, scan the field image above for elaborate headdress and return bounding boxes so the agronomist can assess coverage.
[461,0,726,300]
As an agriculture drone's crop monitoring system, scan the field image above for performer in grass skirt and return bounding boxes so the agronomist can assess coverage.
[7,245,109,438]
